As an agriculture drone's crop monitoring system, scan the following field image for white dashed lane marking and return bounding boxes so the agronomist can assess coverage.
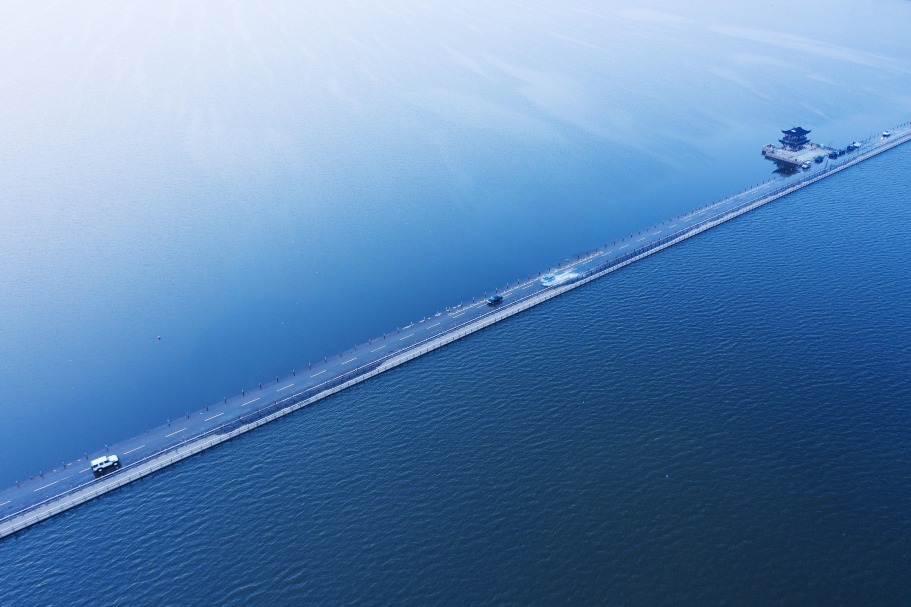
[34,477,70,492]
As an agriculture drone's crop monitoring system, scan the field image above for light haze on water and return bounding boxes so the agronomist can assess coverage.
[0,1,909,604]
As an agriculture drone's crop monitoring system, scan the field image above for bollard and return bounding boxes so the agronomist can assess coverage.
[293,370,296,376]
[276,376,279,383]
[186,412,189,419]
[259,383,262,389]
[242,389,245,396]
[309,363,311,369]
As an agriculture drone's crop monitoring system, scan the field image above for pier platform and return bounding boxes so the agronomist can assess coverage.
[1,121,910,540]
[762,142,832,167]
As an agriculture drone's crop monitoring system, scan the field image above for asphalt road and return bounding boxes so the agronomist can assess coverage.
[2,122,908,534]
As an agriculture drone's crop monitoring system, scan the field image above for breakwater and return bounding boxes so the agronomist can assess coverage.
[2,122,909,540]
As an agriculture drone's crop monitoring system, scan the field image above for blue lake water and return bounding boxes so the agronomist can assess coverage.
[1,1,910,604]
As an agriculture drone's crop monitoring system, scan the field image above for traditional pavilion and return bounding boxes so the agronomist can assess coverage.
[762,125,833,168]
[779,127,811,150]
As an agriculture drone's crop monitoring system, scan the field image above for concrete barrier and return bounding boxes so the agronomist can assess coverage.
[2,122,908,541]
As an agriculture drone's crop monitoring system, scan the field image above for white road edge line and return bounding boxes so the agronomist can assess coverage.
[3,139,888,520]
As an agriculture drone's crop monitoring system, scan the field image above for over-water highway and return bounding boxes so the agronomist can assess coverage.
[2,122,909,540]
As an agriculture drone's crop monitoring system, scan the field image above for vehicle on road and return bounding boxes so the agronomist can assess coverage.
[540,271,582,287]
[91,455,121,478]
[486,294,503,306]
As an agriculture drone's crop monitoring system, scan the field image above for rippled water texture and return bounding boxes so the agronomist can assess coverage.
[1,1,910,604]
[2,137,909,606]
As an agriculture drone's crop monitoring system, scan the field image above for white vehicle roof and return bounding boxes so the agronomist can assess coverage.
[91,455,118,467]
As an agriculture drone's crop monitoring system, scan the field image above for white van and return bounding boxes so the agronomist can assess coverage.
[90,455,121,478]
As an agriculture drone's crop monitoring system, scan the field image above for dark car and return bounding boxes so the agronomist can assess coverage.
[486,294,503,306]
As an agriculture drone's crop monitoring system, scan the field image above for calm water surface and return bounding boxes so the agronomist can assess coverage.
[0,1,909,604]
